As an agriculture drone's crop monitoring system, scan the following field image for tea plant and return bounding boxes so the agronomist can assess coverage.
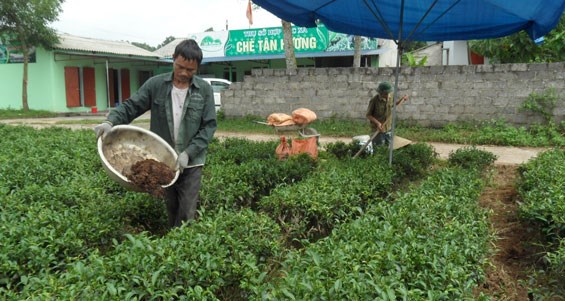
[201,153,316,211]
[0,125,168,294]
[255,168,490,300]
[517,148,565,240]
[13,210,283,300]
[448,146,497,171]
[517,148,565,298]
[259,156,394,243]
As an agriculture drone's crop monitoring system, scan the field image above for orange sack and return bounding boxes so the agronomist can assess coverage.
[275,136,290,160]
[290,137,318,159]
[267,113,293,126]
[292,108,317,125]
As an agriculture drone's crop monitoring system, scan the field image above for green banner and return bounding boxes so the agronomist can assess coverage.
[225,25,329,56]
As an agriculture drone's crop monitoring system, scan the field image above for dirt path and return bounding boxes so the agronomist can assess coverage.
[475,165,531,300]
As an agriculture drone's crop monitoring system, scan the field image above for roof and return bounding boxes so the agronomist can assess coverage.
[154,37,185,58]
[54,33,162,59]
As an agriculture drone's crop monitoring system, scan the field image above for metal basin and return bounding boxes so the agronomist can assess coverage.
[97,125,180,192]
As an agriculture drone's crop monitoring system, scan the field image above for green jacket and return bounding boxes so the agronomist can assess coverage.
[366,94,393,132]
[106,72,217,167]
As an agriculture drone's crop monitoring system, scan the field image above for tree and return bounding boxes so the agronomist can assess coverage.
[248,2,297,70]
[469,13,564,63]
[131,42,155,52]
[281,20,297,70]
[0,0,64,112]
[353,36,362,67]
[157,36,176,50]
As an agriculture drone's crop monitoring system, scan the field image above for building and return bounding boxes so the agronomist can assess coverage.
[1,24,397,113]
[0,33,166,113]
[156,24,395,82]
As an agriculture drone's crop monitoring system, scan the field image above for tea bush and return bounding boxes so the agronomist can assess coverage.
[387,143,438,180]
[206,137,278,165]
[517,148,565,297]
[259,156,394,243]
[0,126,167,293]
[324,141,438,180]
[448,146,497,171]
[12,209,283,300]
[256,168,490,300]
[517,148,565,240]
[201,153,317,211]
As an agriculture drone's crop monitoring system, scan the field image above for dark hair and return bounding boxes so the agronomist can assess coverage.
[173,39,203,65]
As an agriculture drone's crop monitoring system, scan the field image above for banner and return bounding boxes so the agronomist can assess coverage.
[225,25,329,56]
[190,24,379,59]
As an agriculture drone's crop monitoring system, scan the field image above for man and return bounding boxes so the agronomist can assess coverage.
[366,81,408,148]
[94,39,217,228]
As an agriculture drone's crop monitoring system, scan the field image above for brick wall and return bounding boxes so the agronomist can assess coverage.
[221,62,564,126]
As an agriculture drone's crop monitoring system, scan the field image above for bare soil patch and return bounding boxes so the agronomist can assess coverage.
[475,165,549,300]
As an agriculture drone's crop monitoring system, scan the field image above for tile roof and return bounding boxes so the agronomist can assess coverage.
[54,33,162,58]
[154,37,185,58]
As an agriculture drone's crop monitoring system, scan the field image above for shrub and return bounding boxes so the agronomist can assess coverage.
[448,146,497,171]
[15,210,283,300]
[254,168,490,300]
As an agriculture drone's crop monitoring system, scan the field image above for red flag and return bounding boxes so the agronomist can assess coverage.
[246,0,253,26]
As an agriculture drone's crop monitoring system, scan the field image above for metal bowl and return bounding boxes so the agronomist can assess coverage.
[97,125,180,192]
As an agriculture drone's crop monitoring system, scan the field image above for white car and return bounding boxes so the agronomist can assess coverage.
[202,78,232,112]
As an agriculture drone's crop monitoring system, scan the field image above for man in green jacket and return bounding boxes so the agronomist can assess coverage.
[366,81,408,148]
[94,39,217,228]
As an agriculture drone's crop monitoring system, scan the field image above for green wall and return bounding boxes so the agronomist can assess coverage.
[0,47,164,113]
[0,48,57,110]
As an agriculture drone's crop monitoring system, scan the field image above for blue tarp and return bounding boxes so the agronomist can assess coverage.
[252,0,565,42]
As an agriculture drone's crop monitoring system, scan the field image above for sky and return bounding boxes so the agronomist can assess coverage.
[50,0,282,47]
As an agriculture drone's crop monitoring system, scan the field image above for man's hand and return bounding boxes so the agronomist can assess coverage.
[396,95,409,106]
[94,122,112,140]
[176,152,189,172]
[376,122,384,133]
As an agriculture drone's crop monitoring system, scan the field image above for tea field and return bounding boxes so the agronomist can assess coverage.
[0,124,562,300]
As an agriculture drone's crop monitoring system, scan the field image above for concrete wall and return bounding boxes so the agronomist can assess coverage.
[221,62,564,126]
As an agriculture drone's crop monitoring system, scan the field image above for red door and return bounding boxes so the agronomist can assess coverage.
[120,69,131,100]
[64,67,80,107]
[83,67,96,107]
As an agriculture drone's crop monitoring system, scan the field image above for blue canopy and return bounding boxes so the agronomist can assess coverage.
[252,0,565,42]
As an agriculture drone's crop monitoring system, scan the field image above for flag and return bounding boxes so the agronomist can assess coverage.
[246,0,253,26]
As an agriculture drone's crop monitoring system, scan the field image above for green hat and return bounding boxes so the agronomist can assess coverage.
[377,81,392,93]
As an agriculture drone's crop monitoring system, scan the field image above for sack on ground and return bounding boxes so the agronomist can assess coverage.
[275,136,290,160]
[290,137,318,159]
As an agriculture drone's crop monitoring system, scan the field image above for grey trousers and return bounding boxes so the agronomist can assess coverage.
[372,131,392,148]
[165,166,202,228]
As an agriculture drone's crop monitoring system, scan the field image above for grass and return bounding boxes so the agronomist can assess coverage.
[0,109,59,119]
[2,110,563,147]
